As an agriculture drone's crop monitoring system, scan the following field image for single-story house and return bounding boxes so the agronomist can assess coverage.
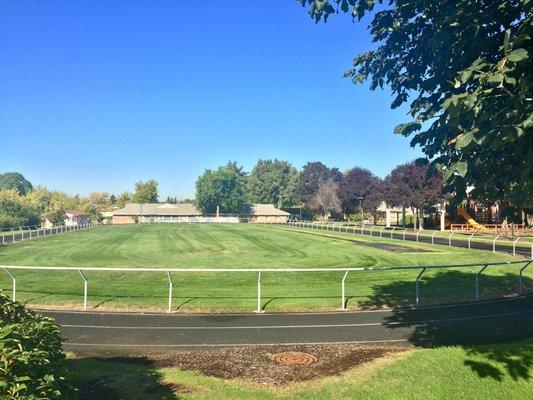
[246,204,290,224]
[42,210,90,228]
[112,203,202,224]
[112,203,290,224]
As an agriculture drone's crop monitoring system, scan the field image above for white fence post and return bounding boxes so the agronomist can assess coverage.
[167,271,173,313]
[431,231,437,244]
[512,237,521,256]
[448,231,454,247]
[78,269,88,310]
[475,264,488,300]
[341,271,349,310]
[256,271,263,313]
[468,233,475,249]
[3,268,16,301]
[379,227,385,237]
[493,234,500,253]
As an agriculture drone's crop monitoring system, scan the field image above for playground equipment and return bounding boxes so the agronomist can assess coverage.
[456,208,486,231]
[451,208,526,235]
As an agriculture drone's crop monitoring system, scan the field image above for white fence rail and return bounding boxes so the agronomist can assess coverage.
[0,222,102,245]
[283,221,533,258]
[1,260,529,313]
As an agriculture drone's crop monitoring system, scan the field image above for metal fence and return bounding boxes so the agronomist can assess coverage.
[0,222,103,245]
[283,221,533,258]
[1,260,530,313]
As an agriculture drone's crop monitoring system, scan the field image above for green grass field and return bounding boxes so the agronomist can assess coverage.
[67,338,533,399]
[0,224,529,312]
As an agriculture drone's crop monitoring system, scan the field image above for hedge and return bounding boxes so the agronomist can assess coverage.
[0,294,74,399]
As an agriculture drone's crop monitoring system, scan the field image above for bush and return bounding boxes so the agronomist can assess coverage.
[0,294,74,399]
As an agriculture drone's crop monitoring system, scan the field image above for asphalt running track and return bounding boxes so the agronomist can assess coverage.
[41,296,533,353]
[281,223,533,258]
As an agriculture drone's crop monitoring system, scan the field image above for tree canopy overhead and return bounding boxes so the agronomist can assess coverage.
[300,0,532,208]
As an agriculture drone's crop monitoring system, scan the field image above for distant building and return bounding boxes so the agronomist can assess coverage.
[42,210,90,228]
[112,203,290,224]
[246,204,290,223]
[112,203,202,224]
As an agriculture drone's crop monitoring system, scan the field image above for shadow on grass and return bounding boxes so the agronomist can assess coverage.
[360,270,533,381]
[71,357,182,400]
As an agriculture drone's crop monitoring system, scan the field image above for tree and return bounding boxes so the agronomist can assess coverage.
[195,162,247,214]
[0,172,33,195]
[45,210,67,226]
[86,192,111,210]
[131,179,159,203]
[300,1,532,208]
[109,194,117,205]
[296,162,342,206]
[247,159,299,208]
[310,180,341,220]
[338,167,382,215]
[0,189,40,228]
[384,161,443,227]
[116,191,131,208]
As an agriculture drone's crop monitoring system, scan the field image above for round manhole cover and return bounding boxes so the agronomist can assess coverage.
[273,352,317,365]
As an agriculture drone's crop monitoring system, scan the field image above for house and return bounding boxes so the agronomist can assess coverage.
[42,210,90,228]
[65,210,91,226]
[246,204,290,224]
[112,203,202,224]
[112,203,290,224]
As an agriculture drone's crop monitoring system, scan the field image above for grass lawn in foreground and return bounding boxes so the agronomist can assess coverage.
[0,224,529,312]
[66,338,533,399]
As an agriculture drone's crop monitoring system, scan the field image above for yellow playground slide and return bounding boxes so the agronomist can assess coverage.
[457,208,485,230]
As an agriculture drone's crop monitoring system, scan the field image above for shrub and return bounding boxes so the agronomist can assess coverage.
[0,294,74,399]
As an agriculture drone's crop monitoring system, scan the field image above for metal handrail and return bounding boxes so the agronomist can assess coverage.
[2,260,529,313]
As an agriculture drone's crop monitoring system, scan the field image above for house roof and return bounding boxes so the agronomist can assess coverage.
[65,210,89,217]
[248,204,290,216]
[113,203,202,216]
[113,203,290,217]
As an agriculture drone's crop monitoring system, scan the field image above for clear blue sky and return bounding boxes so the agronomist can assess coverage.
[0,1,421,199]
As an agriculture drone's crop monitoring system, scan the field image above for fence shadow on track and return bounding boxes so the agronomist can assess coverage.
[70,357,181,400]
[360,271,533,381]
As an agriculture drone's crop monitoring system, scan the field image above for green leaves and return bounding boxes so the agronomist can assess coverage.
[455,129,478,149]
[0,294,73,399]
[507,48,528,62]
[394,122,421,136]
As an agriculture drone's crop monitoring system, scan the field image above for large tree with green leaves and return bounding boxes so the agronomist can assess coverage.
[0,172,33,195]
[131,179,159,203]
[338,167,382,215]
[247,159,299,208]
[296,161,342,206]
[195,162,248,214]
[300,0,532,210]
[0,189,40,228]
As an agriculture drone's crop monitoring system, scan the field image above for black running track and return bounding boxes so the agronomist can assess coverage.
[281,223,532,258]
[41,296,533,353]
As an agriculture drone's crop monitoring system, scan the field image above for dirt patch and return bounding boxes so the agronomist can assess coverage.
[75,344,408,387]
[354,241,431,253]
[275,225,431,253]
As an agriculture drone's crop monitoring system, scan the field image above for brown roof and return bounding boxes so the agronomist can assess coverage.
[65,210,89,217]
[248,204,290,216]
[113,203,202,216]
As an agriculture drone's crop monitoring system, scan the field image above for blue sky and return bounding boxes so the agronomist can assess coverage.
[0,1,421,199]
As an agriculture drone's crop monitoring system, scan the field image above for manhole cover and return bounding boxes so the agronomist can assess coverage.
[273,352,317,365]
